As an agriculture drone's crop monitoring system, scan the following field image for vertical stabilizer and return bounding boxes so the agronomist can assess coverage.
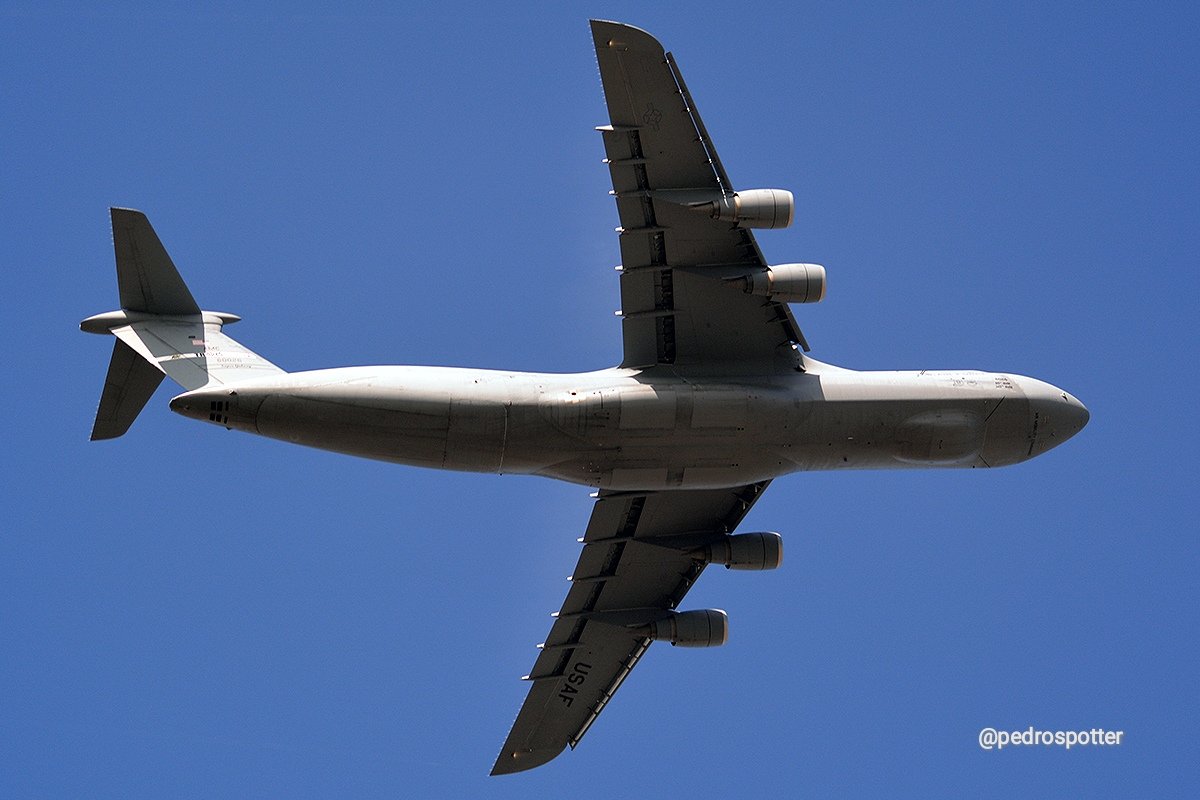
[111,208,201,315]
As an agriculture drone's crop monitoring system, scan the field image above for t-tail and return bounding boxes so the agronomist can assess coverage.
[81,208,285,439]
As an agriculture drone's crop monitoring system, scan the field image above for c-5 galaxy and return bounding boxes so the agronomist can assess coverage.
[82,20,1088,774]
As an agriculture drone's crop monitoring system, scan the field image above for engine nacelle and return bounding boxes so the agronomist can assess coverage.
[709,188,794,229]
[658,188,794,229]
[704,531,784,570]
[646,609,728,647]
[740,263,826,304]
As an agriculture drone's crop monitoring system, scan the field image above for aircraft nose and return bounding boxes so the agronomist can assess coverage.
[1067,395,1090,434]
[1022,378,1089,455]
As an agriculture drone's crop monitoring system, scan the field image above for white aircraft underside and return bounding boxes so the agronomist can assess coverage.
[82,20,1088,775]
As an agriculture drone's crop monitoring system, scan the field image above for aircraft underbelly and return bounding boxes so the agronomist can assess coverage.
[527,393,1020,489]
[205,367,1035,486]
[255,391,453,469]
[445,397,507,472]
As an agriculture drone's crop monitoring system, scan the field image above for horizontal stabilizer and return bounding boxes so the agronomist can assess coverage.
[91,338,166,440]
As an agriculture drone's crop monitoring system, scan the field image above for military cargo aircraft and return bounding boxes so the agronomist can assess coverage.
[82,20,1088,774]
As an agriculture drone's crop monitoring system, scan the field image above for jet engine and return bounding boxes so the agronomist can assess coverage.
[736,263,826,304]
[706,188,795,229]
[702,531,784,570]
[643,609,728,647]
[658,188,794,229]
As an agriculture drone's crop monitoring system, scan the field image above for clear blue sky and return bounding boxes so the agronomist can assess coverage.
[3,2,1197,797]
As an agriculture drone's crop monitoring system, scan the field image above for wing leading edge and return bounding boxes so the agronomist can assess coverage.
[491,481,772,775]
[591,19,809,372]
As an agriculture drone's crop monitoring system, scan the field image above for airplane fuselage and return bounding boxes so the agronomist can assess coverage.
[169,357,1089,491]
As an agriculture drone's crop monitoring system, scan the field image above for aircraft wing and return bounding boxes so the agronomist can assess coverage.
[491,481,771,775]
[591,20,808,372]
